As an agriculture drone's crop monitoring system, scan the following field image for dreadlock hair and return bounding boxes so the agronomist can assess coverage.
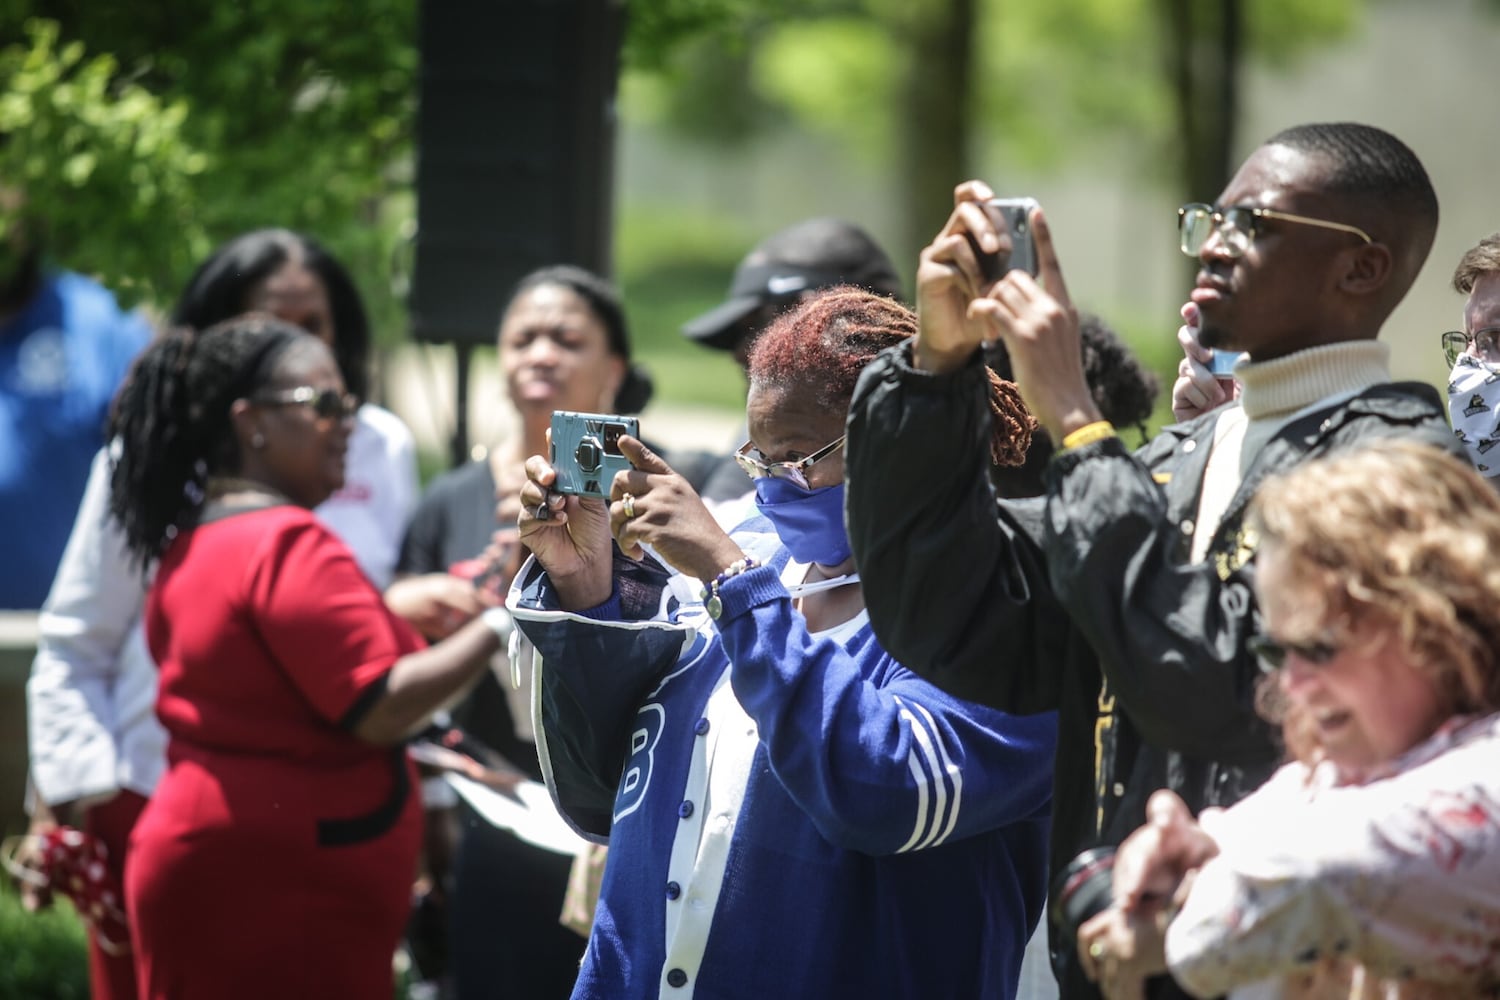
[986,311,1160,499]
[108,314,310,568]
[748,286,1034,467]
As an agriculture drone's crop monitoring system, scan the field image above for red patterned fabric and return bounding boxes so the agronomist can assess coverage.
[29,825,130,955]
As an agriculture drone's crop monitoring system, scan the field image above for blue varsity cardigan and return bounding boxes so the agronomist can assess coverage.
[510,518,1056,999]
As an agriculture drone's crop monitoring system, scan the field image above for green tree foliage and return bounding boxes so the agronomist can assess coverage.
[1,1,416,331]
[0,21,208,306]
[629,0,1361,259]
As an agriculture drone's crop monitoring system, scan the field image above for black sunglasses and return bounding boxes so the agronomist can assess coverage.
[1442,328,1500,368]
[252,386,360,421]
[1246,632,1339,673]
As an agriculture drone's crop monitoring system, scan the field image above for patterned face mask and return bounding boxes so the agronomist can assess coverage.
[1448,354,1500,478]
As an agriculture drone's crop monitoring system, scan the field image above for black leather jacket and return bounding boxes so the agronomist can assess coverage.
[845,342,1458,999]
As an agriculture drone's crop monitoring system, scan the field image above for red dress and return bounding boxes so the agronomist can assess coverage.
[128,505,425,999]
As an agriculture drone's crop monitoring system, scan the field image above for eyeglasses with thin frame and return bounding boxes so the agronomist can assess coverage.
[1246,632,1340,674]
[1177,203,1374,259]
[1441,328,1500,368]
[252,385,360,421]
[734,434,846,489]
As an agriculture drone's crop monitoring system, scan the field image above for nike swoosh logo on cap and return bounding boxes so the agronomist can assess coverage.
[766,274,809,295]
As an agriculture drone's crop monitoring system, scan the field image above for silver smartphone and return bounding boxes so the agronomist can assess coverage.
[1208,350,1240,377]
[981,197,1040,280]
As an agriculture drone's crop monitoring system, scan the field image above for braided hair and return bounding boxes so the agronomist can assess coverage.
[108,314,309,568]
[748,286,1034,467]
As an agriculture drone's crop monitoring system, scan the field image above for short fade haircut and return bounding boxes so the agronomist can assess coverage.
[1452,233,1500,295]
[1265,123,1439,280]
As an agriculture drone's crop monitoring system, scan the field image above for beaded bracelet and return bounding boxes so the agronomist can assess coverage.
[701,556,760,620]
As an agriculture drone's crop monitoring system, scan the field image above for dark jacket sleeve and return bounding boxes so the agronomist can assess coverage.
[1042,383,1461,764]
[1042,435,1273,763]
[508,554,688,841]
[396,487,448,576]
[845,342,1069,714]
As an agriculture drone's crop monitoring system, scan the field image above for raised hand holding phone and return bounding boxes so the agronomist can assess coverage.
[968,204,1103,442]
[914,180,1014,373]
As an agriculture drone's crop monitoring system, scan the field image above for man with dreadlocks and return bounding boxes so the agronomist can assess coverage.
[508,288,1057,999]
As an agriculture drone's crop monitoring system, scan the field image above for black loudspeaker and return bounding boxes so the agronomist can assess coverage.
[410,0,625,345]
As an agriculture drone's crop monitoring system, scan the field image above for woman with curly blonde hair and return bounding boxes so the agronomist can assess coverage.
[1080,440,1500,999]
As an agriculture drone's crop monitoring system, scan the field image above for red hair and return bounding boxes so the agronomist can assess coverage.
[748,286,1034,466]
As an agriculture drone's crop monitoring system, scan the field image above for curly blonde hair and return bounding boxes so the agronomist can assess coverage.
[1248,441,1500,760]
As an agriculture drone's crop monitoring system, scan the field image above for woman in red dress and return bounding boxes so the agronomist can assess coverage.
[106,315,510,998]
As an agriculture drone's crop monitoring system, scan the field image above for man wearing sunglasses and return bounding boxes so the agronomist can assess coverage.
[844,122,1460,1000]
[1444,232,1500,485]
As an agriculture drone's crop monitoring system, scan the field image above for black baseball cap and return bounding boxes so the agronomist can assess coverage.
[681,218,903,351]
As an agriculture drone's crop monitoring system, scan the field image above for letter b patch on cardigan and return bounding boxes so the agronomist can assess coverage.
[615,703,665,824]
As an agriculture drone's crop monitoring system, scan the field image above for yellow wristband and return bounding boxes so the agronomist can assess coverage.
[1060,420,1116,451]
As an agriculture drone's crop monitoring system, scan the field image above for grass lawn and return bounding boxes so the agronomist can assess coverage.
[0,879,90,1000]
[616,204,751,414]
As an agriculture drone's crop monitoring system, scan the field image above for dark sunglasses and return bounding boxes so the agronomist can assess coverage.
[252,386,360,421]
[1246,632,1339,673]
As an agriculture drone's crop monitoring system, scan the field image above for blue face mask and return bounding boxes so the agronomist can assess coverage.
[753,477,852,566]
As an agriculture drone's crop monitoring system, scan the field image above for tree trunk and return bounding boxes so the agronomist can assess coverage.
[893,0,978,278]
[1159,0,1243,204]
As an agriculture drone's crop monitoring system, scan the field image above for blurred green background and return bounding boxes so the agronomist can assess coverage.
[5,1,1500,990]
[11,0,1498,464]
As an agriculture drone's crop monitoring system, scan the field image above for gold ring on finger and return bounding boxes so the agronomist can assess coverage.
[622,492,637,519]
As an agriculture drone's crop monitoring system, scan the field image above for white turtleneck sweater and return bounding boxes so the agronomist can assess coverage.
[1189,341,1392,563]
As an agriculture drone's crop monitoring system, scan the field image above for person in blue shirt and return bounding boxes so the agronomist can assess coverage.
[510,287,1057,999]
[0,244,151,608]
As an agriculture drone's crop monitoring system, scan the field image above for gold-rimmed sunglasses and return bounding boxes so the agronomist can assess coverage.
[1178,203,1373,259]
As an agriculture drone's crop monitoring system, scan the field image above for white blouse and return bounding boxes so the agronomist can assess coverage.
[1166,713,1500,998]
